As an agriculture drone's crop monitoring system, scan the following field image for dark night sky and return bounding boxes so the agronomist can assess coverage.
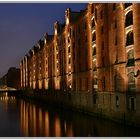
[0,3,87,77]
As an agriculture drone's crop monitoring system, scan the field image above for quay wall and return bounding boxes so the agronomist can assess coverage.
[19,89,140,127]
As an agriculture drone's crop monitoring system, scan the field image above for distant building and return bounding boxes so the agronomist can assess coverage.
[0,67,20,89]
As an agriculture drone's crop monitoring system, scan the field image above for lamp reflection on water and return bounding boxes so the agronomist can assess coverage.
[0,92,16,101]
[19,100,74,137]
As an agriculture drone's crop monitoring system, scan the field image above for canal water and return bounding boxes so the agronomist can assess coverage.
[0,92,140,137]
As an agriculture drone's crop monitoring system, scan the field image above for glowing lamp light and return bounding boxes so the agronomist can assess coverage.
[69,65,71,69]
[92,44,96,48]
[44,39,47,44]
[66,18,69,25]
[91,15,94,20]
[92,29,95,34]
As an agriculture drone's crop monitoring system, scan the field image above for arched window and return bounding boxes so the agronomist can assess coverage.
[92,32,96,42]
[128,71,135,92]
[124,3,132,9]
[93,47,96,56]
[127,49,134,66]
[125,11,133,27]
[128,72,135,84]
[127,49,134,59]
[92,20,95,28]
[126,31,134,46]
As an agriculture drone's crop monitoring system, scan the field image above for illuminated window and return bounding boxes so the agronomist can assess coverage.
[127,49,134,67]
[126,31,134,46]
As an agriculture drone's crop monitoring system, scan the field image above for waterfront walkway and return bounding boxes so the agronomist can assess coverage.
[0,85,16,92]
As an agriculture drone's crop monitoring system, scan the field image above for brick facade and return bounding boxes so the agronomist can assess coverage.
[20,3,140,94]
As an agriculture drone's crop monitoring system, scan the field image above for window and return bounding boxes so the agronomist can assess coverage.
[115,19,117,28]
[128,97,136,111]
[102,41,104,50]
[127,49,134,60]
[116,96,119,107]
[101,26,104,34]
[95,8,97,21]
[113,3,116,11]
[102,77,105,91]
[92,33,96,42]
[68,47,70,53]
[126,31,134,46]
[57,54,58,59]
[68,58,70,64]
[86,78,88,90]
[93,47,96,56]
[92,21,95,28]
[68,37,70,43]
[115,35,117,45]
[79,78,82,90]
[102,56,104,66]
[91,4,94,13]
[100,10,103,19]
[125,11,133,27]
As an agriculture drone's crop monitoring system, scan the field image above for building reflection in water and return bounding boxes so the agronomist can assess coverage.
[0,92,16,101]
[19,99,140,137]
[19,100,74,137]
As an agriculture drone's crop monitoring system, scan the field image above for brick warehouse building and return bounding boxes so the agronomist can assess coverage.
[20,3,140,120]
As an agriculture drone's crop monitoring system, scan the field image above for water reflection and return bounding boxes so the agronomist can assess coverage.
[0,92,140,137]
[0,92,16,101]
[20,100,66,137]
[19,99,140,137]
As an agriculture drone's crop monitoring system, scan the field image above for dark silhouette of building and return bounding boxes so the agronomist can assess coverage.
[0,67,20,89]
